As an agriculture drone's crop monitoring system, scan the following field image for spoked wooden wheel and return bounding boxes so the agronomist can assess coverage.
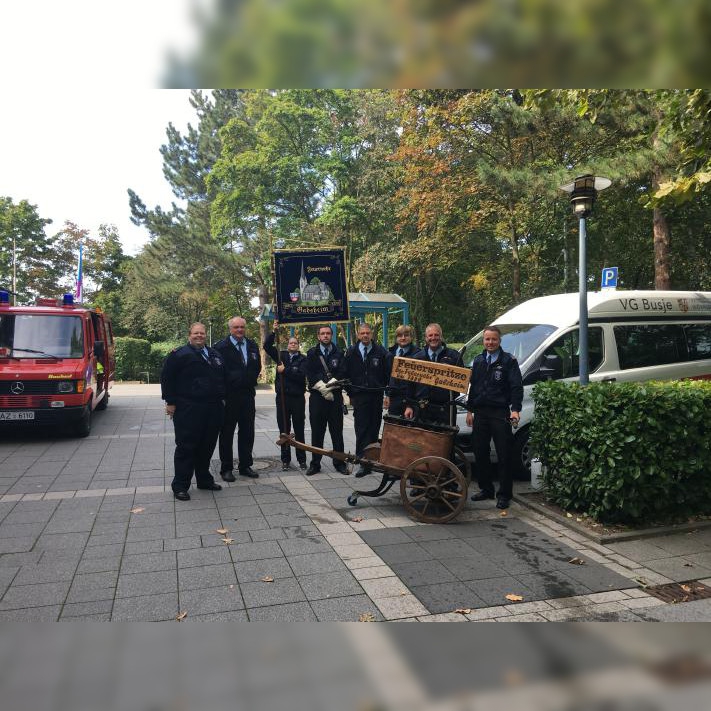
[400,456,468,524]
[453,447,472,484]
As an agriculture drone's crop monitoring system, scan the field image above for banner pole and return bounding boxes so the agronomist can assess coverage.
[270,237,290,441]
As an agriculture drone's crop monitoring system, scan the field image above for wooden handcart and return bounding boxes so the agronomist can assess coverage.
[276,414,470,524]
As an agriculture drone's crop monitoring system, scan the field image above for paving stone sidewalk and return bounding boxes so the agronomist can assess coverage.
[1,383,711,621]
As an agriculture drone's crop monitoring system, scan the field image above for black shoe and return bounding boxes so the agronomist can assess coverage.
[470,490,495,502]
[174,490,190,501]
[496,497,511,510]
[305,464,320,476]
[334,463,348,475]
[354,467,370,479]
[220,469,236,482]
[197,482,222,491]
[239,467,259,479]
[281,462,291,471]
[298,461,307,470]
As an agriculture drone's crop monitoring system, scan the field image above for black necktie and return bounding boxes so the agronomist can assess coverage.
[236,340,245,364]
[201,348,210,362]
[487,354,492,366]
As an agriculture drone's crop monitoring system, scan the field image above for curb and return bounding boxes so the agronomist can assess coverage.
[514,493,711,544]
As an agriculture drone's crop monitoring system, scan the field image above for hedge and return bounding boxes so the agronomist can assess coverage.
[148,342,181,382]
[530,380,711,525]
[114,337,151,381]
[114,339,182,382]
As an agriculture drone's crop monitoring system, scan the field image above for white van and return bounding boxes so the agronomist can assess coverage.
[456,290,711,477]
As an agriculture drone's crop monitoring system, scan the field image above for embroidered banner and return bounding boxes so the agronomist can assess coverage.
[391,356,471,393]
[273,248,350,325]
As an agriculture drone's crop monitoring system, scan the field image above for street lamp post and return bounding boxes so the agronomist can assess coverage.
[559,174,611,386]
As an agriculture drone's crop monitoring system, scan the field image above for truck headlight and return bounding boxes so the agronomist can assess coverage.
[57,381,74,393]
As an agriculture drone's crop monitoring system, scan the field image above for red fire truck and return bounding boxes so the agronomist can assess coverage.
[0,291,115,437]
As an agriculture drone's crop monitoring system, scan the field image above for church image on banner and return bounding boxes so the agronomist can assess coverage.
[297,261,332,304]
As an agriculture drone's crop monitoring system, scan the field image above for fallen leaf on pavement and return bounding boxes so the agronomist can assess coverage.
[261,576,274,583]
[568,557,586,565]
[681,584,692,593]
[216,528,229,535]
[566,513,573,518]
[352,517,364,523]
[454,608,471,615]
[176,611,187,621]
[683,563,693,567]
[358,613,376,622]
[130,507,145,514]
[221,537,234,545]
[503,668,525,686]
[499,510,508,517]
[505,594,524,602]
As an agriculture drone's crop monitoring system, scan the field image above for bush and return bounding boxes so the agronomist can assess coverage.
[114,337,151,381]
[148,341,182,382]
[530,380,711,525]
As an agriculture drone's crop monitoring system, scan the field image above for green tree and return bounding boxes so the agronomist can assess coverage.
[0,197,55,303]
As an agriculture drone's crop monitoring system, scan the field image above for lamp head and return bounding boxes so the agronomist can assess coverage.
[559,174,611,218]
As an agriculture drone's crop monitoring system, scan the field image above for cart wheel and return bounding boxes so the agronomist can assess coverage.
[347,493,359,506]
[453,447,472,484]
[400,456,467,524]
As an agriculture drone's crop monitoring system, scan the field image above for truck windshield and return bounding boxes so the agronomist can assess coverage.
[0,315,84,359]
[460,324,557,366]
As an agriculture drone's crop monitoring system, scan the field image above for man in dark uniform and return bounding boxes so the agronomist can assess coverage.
[214,316,262,480]
[263,322,307,471]
[466,325,523,510]
[161,322,225,501]
[404,323,464,425]
[304,324,348,476]
[384,324,419,417]
[343,323,392,478]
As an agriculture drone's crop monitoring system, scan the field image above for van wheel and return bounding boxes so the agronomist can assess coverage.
[74,407,92,438]
[512,427,531,480]
[96,392,109,411]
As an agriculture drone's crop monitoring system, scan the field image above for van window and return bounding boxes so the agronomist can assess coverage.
[542,328,604,378]
[461,324,557,367]
[686,324,711,361]
[614,325,688,369]
[0,315,84,358]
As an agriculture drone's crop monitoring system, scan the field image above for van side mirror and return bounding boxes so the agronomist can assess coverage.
[94,340,105,358]
[538,353,563,381]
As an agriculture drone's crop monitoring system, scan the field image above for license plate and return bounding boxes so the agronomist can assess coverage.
[0,411,35,421]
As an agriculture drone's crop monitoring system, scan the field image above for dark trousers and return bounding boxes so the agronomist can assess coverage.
[172,400,224,493]
[420,402,453,426]
[276,392,306,464]
[219,392,256,472]
[352,394,383,458]
[309,393,344,466]
[387,395,406,417]
[472,407,513,499]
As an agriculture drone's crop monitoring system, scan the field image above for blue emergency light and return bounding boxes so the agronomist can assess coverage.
[62,293,74,306]
[0,290,9,304]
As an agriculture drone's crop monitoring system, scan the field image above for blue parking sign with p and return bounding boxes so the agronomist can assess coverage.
[601,267,618,288]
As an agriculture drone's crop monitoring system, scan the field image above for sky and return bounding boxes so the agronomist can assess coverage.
[0,1,207,256]
[0,89,198,257]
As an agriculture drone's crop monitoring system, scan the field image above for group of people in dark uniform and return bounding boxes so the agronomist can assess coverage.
[161,318,522,511]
